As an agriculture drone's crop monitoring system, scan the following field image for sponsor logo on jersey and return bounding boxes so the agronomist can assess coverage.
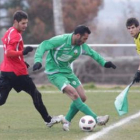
[57,54,72,62]
[63,48,71,50]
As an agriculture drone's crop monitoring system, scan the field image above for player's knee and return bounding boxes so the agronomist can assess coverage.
[81,96,87,102]
[64,85,74,94]
[64,86,79,99]
[73,93,79,99]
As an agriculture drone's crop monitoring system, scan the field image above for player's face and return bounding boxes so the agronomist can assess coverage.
[75,33,89,46]
[127,24,140,38]
[15,19,28,32]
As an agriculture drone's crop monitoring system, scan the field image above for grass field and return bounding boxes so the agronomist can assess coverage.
[0,83,140,140]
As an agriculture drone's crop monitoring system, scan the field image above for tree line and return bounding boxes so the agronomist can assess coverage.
[0,0,103,44]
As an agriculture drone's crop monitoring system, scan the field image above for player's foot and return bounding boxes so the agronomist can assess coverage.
[97,115,109,126]
[61,116,71,131]
[46,115,64,127]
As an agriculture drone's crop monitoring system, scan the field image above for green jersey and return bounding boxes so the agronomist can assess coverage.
[34,33,106,74]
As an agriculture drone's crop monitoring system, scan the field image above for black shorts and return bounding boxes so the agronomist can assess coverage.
[0,72,36,93]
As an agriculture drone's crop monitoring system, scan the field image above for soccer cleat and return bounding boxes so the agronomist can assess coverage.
[61,116,71,131]
[97,115,109,126]
[46,115,64,127]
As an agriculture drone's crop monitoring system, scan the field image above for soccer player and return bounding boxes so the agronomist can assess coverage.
[33,25,116,131]
[126,18,140,83]
[0,10,61,127]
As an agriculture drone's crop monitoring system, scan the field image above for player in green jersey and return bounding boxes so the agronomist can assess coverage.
[33,25,116,131]
[126,18,140,83]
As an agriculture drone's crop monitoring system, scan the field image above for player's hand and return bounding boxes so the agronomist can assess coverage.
[33,62,42,71]
[24,61,30,68]
[23,46,33,55]
[104,61,116,69]
[133,70,140,83]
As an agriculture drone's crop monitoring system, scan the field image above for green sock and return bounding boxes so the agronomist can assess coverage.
[65,102,79,122]
[73,97,97,120]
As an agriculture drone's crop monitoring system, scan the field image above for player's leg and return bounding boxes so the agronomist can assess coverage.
[48,73,97,130]
[69,85,109,126]
[61,85,97,131]
[47,73,74,130]
[0,72,12,105]
[64,75,86,122]
[19,75,62,127]
[63,85,109,130]
[64,85,97,118]
[66,73,109,125]
[64,85,86,122]
[48,73,109,131]
[63,73,90,123]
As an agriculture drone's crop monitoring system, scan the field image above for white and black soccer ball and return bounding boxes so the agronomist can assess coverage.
[79,115,96,132]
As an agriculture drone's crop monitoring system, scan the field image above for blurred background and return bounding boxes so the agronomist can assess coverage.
[0,0,140,85]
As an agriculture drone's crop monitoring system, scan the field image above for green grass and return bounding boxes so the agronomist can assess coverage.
[0,84,140,140]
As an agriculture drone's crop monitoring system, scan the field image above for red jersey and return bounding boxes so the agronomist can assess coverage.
[0,27,28,76]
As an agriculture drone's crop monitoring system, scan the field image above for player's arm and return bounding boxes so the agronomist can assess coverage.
[133,62,140,83]
[6,45,22,57]
[82,44,116,69]
[6,45,33,57]
[133,44,140,83]
[5,33,33,57]
[136,43,140,71]
[82,44,106,66]
[33,35,64,71]
[34,41,54,63]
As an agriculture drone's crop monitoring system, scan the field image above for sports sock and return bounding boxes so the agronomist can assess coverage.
[73,97,97,120]
[65,102,79,122]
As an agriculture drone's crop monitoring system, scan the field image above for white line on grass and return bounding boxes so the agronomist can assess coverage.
[41,90,140,94]
[82,111,140,140]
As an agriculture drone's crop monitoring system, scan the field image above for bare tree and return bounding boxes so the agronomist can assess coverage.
[53,0,65,35]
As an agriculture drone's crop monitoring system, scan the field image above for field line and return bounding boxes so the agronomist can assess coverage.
[41,90,140,94]
[82,111,140,140]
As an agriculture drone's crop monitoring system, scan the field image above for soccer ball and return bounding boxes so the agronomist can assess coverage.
[79,115,96,132]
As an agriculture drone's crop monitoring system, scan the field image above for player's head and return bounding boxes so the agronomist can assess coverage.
[126,18,140,38]
[72,25,91,46]
[13,10,28,32]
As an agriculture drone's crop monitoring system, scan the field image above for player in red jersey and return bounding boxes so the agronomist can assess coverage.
[0,10,62,127]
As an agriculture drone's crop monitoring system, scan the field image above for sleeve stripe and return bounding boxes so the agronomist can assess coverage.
[7,28,14,44]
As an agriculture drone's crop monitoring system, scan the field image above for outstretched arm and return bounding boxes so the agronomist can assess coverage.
[82,44,116,69]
